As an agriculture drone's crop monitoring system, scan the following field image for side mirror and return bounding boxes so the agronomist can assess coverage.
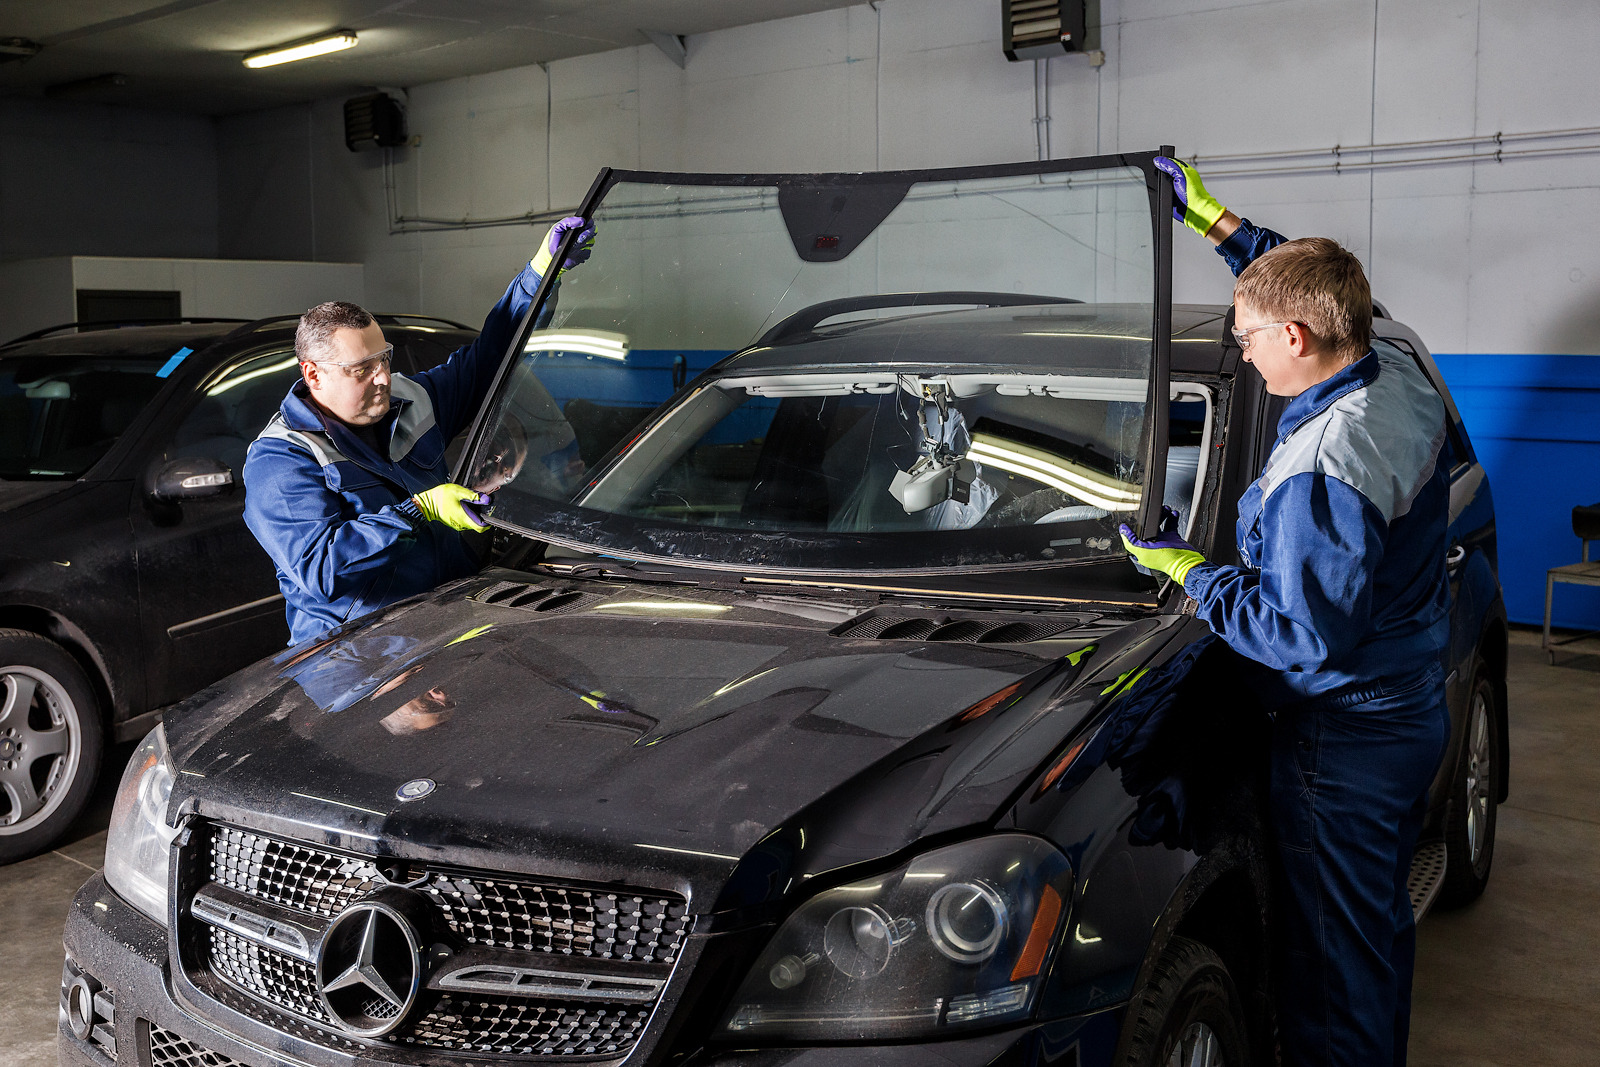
[149,457,235,501]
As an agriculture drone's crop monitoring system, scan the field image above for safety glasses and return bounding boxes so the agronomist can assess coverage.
[1230,321,1302,350]
[314,344,394,382]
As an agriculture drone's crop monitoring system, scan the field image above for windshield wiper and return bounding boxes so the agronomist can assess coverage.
[537,557,701,586]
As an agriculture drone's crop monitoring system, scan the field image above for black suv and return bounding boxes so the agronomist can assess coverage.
[60,154,1506,1066]
[0,315,477,860]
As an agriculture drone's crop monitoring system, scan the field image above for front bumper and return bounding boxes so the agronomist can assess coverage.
[61,875,1123,1067]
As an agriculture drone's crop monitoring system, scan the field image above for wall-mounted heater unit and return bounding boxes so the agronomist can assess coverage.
[344,92,407,151]
[1002,0,1086,60]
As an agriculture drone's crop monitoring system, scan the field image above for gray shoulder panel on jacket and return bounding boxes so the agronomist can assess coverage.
[1258,341,1446,523]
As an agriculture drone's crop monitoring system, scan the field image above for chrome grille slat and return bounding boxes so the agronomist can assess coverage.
[209,927,329,1022]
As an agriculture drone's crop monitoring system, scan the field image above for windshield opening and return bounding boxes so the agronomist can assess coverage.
[464,159,1168,575]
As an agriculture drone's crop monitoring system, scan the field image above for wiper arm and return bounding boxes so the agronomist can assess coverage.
[537,557,700,585]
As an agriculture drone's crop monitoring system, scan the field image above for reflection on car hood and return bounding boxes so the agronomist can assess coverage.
[165,572,1159,908]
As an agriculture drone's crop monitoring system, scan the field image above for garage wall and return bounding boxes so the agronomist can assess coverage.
[207,0,1600,626]
[0,97,218,261]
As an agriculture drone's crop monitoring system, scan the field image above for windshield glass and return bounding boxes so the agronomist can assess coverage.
[0,347,182,480]
[465,160,1165,573]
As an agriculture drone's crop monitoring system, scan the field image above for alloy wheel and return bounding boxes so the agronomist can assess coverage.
[0,666,82,833]
[1167,1021,1225,1067]
[1464,687,1492,866]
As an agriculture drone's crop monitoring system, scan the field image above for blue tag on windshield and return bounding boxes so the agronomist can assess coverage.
[156,347,193,378]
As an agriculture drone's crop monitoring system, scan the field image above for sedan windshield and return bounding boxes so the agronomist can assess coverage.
[464,158,1169,574]
[0,350,176,479]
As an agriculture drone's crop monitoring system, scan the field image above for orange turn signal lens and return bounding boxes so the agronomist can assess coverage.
[1009,884,1063,982]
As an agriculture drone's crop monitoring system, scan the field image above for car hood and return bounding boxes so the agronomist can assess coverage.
[165,572,1167,911]
[0,480,73,515]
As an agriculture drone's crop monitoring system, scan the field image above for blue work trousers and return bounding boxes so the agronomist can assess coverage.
[1269,664,1449,1067]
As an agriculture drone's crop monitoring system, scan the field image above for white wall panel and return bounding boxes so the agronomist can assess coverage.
[1116,0,1377,157]
[1475,0,1600,136]
[199,0,1600,362]
[1371,0,1480,143]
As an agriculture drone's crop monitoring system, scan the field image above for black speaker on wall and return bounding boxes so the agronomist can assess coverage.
[344,92,407,151]
[1002,0,1087,60]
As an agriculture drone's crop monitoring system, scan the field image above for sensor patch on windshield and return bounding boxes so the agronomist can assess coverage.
[778,181,910,263]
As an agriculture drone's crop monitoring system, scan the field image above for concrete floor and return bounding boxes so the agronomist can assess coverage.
[1,629,1596,1064]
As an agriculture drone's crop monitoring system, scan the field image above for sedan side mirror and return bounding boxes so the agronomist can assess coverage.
[149,457,235,501]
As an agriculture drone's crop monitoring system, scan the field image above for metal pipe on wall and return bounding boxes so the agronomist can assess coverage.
[1185,125,1600,178]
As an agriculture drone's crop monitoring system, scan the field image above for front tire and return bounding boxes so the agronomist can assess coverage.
[0,629,104,863]
[1438,663,1498,907]
[1118,936,1251,1067]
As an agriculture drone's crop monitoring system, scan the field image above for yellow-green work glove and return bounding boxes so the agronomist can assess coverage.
[1154,156,1228,238]
[530,216,596,277]
[413,483,491,532]
[1118,509,1206,584]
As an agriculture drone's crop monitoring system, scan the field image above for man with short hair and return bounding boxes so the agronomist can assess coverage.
[244,217,593,645]
[1122,159,1451,1067]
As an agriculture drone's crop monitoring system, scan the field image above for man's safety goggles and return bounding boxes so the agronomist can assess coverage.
[1230,321,1304,350]
[313,344,394,382]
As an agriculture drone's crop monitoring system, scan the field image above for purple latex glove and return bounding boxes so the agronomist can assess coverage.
[548,215,596,269]
[458,491,493,529]
[1152,157,1191,224]
[1153,157,1228,237]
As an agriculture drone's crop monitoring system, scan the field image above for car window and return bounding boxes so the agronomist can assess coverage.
[481,354,1214,571]
[0,350,170,479]
[166,347,299,473]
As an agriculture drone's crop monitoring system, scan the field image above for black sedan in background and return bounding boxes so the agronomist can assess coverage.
[0,315,477,860]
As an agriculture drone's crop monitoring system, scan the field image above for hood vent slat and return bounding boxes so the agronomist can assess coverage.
[833,612,1091,644]
[473,582,607,616]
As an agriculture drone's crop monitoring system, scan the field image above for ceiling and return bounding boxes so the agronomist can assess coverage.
[0,0,862,115]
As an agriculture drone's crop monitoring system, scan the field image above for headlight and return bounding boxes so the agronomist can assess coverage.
[720,834,1072,1041]
[104,726,179,926]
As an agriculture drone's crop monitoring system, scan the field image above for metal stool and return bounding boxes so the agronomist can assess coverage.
[1544,502,1600,663]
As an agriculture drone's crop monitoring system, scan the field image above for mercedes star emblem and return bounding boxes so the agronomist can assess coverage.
[396,777,435,802]
[315,900,422,1037]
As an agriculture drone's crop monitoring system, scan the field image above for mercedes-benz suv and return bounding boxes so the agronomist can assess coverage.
[59,152,1507,1067]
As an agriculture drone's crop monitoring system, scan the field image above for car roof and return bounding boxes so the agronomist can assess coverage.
[725,302,1233,377]
[0,317,478,363]
[0,322,248,359]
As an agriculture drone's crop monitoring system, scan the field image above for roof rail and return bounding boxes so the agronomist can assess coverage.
[219,314,303,341]
[219,312,477,343]
[757,291,1080,347]
[2,317,249,348]
[373,313,475,331]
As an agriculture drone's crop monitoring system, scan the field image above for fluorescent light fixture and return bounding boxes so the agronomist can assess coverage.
[244,31,358,69]
[967,433,1142,513]
[524,329,630,361]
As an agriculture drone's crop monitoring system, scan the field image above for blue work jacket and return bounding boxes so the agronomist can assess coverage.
[1180,220,1452,706]
[244,262,547,645]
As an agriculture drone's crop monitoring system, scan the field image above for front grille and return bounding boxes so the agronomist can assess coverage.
[399,996,649,1056]
[209,927,328,1022]
[191,824,688,1058]
[147,1026,246,1067]
[210,826,687,962]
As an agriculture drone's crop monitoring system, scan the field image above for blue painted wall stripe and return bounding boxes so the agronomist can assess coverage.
[1433,354,1600,630]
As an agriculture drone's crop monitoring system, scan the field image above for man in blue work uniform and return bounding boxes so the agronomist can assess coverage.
[244,216,593,646]
[1122,159,1451,1067]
